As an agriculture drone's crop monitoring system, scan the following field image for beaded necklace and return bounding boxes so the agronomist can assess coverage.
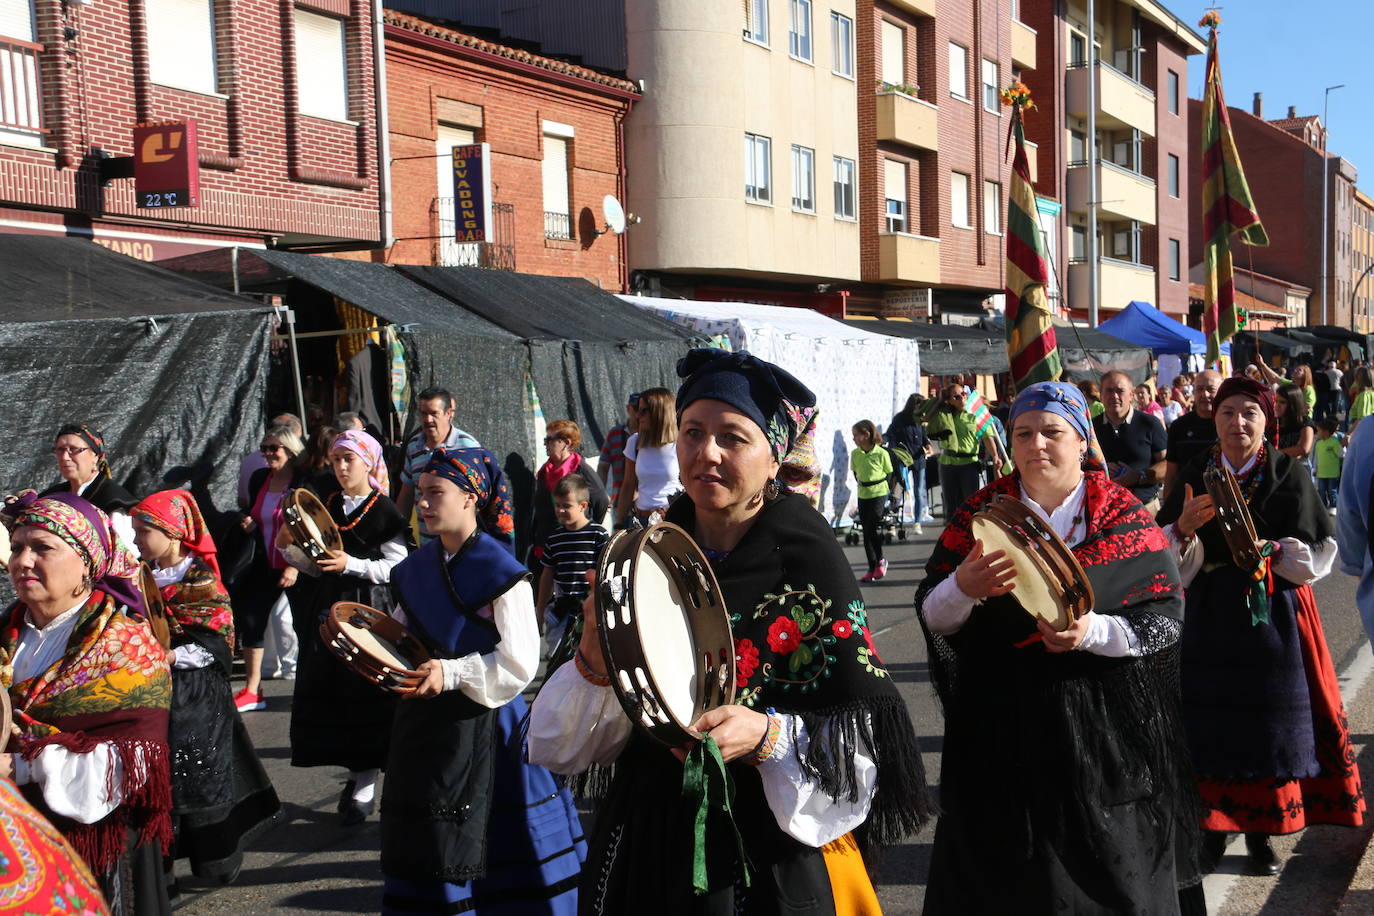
[330,489,380,531]
[1208,443,1268,504]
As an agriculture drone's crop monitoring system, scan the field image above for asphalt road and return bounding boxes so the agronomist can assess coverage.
[176,519,1372,916]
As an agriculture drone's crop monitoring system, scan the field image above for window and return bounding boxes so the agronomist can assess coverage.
[791,144,815,212]
[984,180,1001,234]
[948,42,968,99]
[147,0,217,93]
[884,160,907,233]
[436,123,479,265]
[1071,224,1086,259]
[981,58,998,112]
[833,156,856,219]
[1169,239,1181,281]
[880,20,904,87]
[744,0,768,44]
[830,12,853,77]
[294,8,348,120]
[1069,31,1087,67]
[1069,129,1087,164]
[951,171,970,228]
[0,0,35,39]
[1168,153,1180,198]
[542,126,573,239]
[1167,69,1180,116]
[788,0,811,61]
[745,133,772,203]
[0,0,41,143]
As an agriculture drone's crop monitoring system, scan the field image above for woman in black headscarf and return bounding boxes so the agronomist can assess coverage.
[529,349,930,915]
[40,423,138,554]
[1157,377,1363,876]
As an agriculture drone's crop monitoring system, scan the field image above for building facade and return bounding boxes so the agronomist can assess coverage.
[381,11,637,290]
[1187,95,1359,328]
[0,0,384,258]
[1020,0,1203,323]
[620,0,862,313]
[1353,187,1374,333]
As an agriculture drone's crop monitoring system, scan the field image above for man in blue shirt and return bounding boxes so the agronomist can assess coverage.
[396,386,481,542]
[1337,417,1374,644]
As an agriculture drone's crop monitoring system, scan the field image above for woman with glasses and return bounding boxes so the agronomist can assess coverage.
[40,423,139,556]
[231,423,311,712]
[613,387,680,530]
[530,420,608,563]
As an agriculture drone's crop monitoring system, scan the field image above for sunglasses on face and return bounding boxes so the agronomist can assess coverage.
[261,445,286,454]
[52,446,90,457]
[543,436,567,445]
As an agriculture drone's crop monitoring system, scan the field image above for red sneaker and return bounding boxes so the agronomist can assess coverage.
[874,559,889,580]
[234,688,266,712]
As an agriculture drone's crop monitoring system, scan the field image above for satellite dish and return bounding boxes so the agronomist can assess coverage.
[602,195,627,235]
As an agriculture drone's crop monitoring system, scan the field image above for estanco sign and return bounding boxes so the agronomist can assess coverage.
[133,120,200,209]
[450,143,492,242]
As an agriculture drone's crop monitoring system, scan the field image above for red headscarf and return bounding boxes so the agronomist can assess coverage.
[1213,376,1279,447]
[131,489,222,581]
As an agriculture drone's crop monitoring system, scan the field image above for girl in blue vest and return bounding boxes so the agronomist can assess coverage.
[381,447,585,915]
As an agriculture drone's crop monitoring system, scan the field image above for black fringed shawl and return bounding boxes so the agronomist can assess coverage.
[664,491,931,846]
[914,472,1202,911]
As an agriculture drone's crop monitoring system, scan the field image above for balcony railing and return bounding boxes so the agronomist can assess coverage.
[434,199,516,271]
[544,210,573,240]
[0,36,44,141]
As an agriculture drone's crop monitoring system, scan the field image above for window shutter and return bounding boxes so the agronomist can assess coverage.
[294,8,348,120]
[542,135,570,216]
[147,0,216,92]
[0,0,35,41]
[880,22,903,86]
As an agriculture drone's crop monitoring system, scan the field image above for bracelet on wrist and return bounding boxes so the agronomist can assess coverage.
[750,712,782,766]
[574,650,611,687]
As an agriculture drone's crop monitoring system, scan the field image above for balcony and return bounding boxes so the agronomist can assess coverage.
[886,0,936,17]
[435,199,516,270]
[878,232,940,285]
[876,91,938,152]
[1010,19,1037,70]
[1066,62,1156,137]
[1068,257,1156,312]
[0,36,45,148]
[1066,159,1157,225]
[544,210,573,240]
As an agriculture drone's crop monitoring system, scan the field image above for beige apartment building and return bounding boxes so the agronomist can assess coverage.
[623,0,862,313]
[1354,188,1374,333]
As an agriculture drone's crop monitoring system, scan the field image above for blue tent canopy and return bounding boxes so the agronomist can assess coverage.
[1096,300,1230,356]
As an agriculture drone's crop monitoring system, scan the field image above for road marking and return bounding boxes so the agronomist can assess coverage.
[1204,640,1374,914]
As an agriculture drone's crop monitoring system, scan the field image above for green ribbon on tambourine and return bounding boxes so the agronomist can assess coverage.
[682,736,752,895]
[1245,540,1277,627]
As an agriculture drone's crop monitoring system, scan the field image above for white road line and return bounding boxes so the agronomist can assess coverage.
[1204,641,1374,915]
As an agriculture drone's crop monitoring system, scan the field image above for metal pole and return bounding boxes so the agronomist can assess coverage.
[1321,84,1344,326]
[231,246,240,296]
[277,305,309,436]
[1086,0,1099,327]
[1351,260,1374,335]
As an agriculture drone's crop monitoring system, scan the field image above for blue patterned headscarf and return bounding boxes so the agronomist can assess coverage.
[1008,381,1105,473]
[421,447,515,553]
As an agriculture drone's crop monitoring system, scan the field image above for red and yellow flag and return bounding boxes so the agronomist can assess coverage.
[1001,82,1060,392]
[1199,11,1267,365]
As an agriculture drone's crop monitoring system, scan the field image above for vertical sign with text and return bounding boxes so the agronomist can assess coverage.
[451,143,492,243]
[133,120,200,208]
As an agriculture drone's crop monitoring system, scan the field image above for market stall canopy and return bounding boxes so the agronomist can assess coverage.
[972,316,1154,385]
[843,318,1004,374]
[0,235,272,525]
[1096,300,1230,356]
[1289,325,1368,361]
[621,294,921,525]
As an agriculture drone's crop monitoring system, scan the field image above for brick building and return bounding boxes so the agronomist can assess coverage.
[1187,95,1358,328]
[1020,0,1203,324]
[0,0,384,258]
[379,10,637,290]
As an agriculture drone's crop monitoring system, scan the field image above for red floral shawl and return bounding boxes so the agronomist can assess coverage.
[0,592,173,875]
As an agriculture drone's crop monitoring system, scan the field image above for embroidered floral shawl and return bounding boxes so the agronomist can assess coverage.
[0,592,173,875]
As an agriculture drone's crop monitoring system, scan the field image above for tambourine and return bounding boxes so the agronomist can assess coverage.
[969,494,1094,632]
[281,489,343,576]
[594,523,735,747]
[137,564,174,650]
[0,523,9,576]
[1203,464,1263,569]
[321,602,432,691]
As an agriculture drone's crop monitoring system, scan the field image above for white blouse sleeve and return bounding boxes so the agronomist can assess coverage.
[13,743,125,824]
[1272,537,1337,585]
[109,511,140,561]
[172,642,217,670]
[1165,524,1205,587]
[919,574,978,635]
[527,661,633,773]
[436,580,541,707]
[343,534,408,584]
[757,713,877,847]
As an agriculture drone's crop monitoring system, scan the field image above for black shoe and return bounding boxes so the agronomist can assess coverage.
[337,780,356,814]
[1244,833,1280,876]
[1199,831,1229,875]
[340,797,374,826]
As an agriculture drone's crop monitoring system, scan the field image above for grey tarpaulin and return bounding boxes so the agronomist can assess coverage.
[0,236,272,527]
[974,316,1154,385]
[398,266,704,449]
[843,319,1005,374]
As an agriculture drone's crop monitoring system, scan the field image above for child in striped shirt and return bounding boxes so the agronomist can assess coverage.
[537,475,610,658]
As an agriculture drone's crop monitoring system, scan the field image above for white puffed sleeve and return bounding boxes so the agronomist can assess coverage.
[527,660,633,773]
[436,581,541,707]
[343,534,408,584]
[13,743,125,824]
[756,714,877,847]
[919,575,978,634]
[1165,524,1205,587]
[1272,537,1337,585]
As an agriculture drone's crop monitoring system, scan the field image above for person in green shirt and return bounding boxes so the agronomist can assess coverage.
[850,420,893,581]
[1349,366,1374,436]
[1315,419,1344,514]
[924,383,995,518]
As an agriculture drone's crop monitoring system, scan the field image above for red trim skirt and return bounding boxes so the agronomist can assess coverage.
[1198,584,1366,834]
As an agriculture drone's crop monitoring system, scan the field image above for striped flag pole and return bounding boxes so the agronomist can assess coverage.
[1199,10,1267,366]
[1000,81,1061,393]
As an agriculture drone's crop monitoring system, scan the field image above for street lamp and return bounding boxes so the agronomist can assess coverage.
[1321,83,1344,326]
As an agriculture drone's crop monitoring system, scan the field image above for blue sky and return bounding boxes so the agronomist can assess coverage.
[1184,1,1372,178]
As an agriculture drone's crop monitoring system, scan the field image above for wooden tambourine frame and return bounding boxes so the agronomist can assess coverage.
[1203,464,1263,569]
[322,602,432,692]
[969,494,1094,632]
[281,489,343,577]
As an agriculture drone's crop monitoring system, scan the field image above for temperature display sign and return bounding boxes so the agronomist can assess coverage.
[133,120,200,209]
